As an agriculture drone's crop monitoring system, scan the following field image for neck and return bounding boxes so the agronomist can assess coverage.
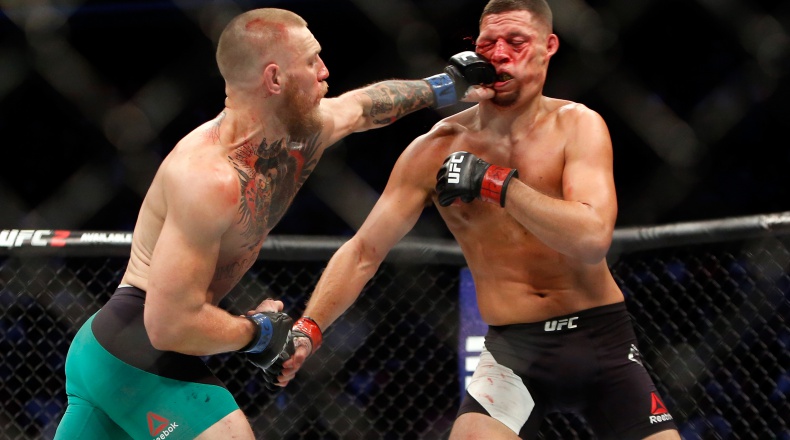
[477,94,544,136]
[219,95,288,149]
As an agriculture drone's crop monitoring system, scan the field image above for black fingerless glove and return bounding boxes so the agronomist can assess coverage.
[258,316,322,391]
[424,51,496,108]
[260,332,296,391]
[242,311,292,370]
[436,151,518,207]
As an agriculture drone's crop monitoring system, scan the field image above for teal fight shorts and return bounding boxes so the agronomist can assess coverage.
[54,286,240,439]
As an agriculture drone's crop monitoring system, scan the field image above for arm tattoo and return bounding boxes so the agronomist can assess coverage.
[363,80,434,125]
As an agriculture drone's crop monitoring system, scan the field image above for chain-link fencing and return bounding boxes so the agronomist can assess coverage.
[1,213,789,439]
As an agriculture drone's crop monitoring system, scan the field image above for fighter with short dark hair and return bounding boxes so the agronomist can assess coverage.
[268,1,681,439]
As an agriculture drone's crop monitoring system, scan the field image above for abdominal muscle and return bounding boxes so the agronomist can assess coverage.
[452,219,623,325]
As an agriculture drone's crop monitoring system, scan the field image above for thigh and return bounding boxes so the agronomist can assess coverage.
[456,349,546,439]
[450,412,521,440]
[54,396,132,440]
[583,347,678,439]
[98,367,242,439]
[68,314,242,439]
[195,409,255,440]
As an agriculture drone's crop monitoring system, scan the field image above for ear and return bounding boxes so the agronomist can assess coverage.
[546,33,559,59]
[263,63,282,95]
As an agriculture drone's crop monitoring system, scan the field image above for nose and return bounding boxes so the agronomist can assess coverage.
[317,55,329,81]
[489,39,510,63]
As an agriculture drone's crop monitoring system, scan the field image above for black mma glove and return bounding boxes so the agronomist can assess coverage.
[424,51,496,108]
[260,332,295,391]
[241,311,293,370]
[436,151,519,207]
[259,316,323,390]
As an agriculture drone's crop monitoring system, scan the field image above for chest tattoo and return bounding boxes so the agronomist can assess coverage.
[231,133,322,247]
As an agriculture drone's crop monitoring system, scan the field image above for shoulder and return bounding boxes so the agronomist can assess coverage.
[548,98,607,128]
[160,134,239,221]
[401,115,468,162]
[413,106,476,147]
[542,98,613,159]
[382,117,468,190]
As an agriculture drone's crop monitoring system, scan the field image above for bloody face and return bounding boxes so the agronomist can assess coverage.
[476,10,555,107]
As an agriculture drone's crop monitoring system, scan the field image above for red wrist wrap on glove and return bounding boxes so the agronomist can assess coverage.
[480,165,519,207]
[294,316,323,351]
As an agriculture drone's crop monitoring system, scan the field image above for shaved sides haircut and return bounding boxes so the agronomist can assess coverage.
[216,8,308,86]
[480,0,553,32]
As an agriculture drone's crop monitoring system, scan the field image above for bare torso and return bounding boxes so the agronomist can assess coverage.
[424,99,623,325]
[121,114,324,304]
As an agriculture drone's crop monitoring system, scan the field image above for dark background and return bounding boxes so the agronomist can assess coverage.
[1,0,789,238]
[1,3,789,439]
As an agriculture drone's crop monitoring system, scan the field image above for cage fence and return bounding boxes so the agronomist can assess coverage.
[1,212,789,439]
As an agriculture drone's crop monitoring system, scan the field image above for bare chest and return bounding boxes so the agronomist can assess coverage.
[228,134,324,250]
[464,132,566,198]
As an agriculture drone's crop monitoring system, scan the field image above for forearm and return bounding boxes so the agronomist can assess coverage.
[146,302,255,356]
[303,239,382,331]
[505,182,612,263]
[356,80,435,129]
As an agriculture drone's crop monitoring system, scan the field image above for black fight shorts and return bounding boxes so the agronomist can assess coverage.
[457,302,677,439]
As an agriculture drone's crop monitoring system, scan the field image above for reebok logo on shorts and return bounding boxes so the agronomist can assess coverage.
[147,411,179,439]
[648,392,673,424]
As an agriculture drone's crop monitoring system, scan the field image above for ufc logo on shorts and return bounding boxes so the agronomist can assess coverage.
[544,317,578,332]
[448,154,464,183]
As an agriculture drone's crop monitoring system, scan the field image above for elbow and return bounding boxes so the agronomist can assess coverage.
[579,247,609,265]
[574,210,613,264]
[145,313,185,352]
[349,237,385,276]
[576,232,612,264]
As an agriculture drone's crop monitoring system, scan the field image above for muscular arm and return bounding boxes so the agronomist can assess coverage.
[505,108,617,264]
[320,79,493,147]
[319,80,434,146]
[303,135,435,331]
[143,162,256,356]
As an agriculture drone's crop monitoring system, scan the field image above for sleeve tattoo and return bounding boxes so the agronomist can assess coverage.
[363,80,435,125]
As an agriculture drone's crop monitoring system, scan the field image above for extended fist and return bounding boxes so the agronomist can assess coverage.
[425,51,495,108]
[446,51,496,100]
[435,151,518,207]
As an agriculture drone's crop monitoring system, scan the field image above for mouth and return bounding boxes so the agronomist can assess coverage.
[317,83,328,103]
[496,72,514,82]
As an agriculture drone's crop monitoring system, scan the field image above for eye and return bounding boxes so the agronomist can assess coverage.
[509,39,527,50]
[475,41,493,52]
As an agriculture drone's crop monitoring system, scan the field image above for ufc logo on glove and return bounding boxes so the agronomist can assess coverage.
[448,155,465,184]
[436,151,519,208]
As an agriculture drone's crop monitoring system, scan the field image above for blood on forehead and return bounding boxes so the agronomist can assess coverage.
[245,18,290,43]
